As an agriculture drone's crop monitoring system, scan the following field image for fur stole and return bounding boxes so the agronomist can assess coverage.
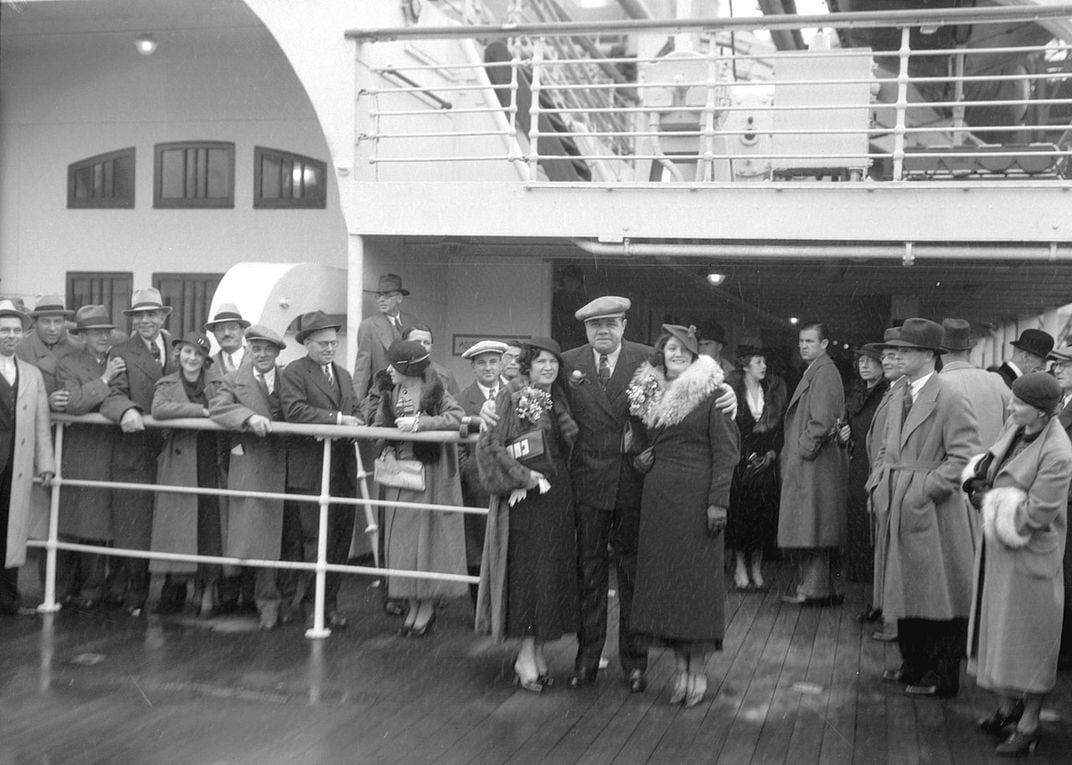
[632,355,724,429]
[726,368,786,434]
[980,486,1031,549]
[373,368,447,464]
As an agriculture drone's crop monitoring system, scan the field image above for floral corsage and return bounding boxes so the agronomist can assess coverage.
[627,372,661,419]
[568,369,589,388]
[517,386,552,424]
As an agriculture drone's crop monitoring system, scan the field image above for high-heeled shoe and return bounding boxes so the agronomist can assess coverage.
[513,658,544,694]
[685,673,707,708]
[669,671,689,705]
[409,610,436,638]
[733,569,750,590]
[977,701,1025,736]
[994,727,1041,757]
[536,673,555,687]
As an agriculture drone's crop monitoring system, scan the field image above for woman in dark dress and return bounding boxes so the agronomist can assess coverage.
[726,346,785,591]
[475,337,579,692]
[843,345,889,583]
[628,324,740,707]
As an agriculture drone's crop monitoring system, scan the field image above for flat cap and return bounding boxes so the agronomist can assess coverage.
[575,295,631,322]
[462,340,508,360]
[245,324,286,351]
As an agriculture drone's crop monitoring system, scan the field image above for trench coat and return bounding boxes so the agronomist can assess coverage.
[55,349,116,540]
[777,352,848,548]
[149,372,221,574]
[865,376,905,609]
[867,373,979,620]
[967,417,1072,695]
[208,365,286,560]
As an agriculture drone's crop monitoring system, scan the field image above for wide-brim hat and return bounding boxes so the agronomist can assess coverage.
[387,339,431,376]
[123,288,173,316]
[1010,328,1055,360]
[29,293,74,318]
[69,304,116,333]
[884,318,946,353]
[0,299,32,331]
[523,336,563,364]
[940,318,973,352]
[857,344,883,362]
[575,296,630,322]
[1012,371,1062,412]
[880,326,901,345]
[244,324,286,351]
[204,302,251,330]
[295,310,342,344]
[1048,344,1072,363]
[661,323,699,356]
[364,273,410,296]
[462,340,508,360]
[171,331,213,363]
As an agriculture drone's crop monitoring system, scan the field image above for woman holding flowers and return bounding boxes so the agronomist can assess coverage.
[628,324,740,707]
[475,337,579,692]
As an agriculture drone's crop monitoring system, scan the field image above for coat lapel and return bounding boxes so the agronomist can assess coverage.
[787,357,817,413]
[309,359,341,407]
[900,374,938,447]
[373,314,396,351]
[14,358,31,399]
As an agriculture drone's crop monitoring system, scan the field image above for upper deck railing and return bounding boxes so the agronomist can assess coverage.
[348,4,1072,185]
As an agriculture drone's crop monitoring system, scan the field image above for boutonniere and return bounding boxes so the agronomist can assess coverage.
[627,373,661,418]
[516,385,552,424]
[568,369,589,388]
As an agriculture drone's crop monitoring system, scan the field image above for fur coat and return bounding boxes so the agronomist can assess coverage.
[629,355,725,430]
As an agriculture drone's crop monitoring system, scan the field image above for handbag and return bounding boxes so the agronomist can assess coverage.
[374,448,426,491]
[506,429,554,475]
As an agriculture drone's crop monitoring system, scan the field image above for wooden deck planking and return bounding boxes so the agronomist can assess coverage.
[818,593,863,763]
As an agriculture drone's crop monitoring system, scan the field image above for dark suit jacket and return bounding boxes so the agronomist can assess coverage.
[280,356,359,491]
[561,340,652,511]
[101,331,174,475]
[352,310,420,401]
[993,361,1019,389]
[457,381,493,497]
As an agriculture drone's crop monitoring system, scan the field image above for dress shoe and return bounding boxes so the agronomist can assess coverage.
[626,669,646,693]
[536,674,555,688]
[977,701,1024,736]
[857,606,883,623]
[258,603,280,631]
[881,666,921,684]
[904,680,957,698]
[567,668,598,689]
[407,610,433,637]
[871,628,898,642]
[994,727,1041,757]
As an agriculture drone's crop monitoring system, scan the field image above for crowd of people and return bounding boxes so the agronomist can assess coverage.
[1,275,1071,752]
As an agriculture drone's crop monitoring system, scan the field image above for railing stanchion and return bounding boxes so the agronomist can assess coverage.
[527,37,545,180]
[305,437,333,639]
[892,25,911,181]
[37,422,63,613]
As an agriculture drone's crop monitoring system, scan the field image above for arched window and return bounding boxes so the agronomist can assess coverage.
[154,141,235,208]
[67,148,135,208]
[254,147,327,209]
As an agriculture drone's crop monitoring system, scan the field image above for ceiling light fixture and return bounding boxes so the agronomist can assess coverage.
[135,33,158,56]
[705,272,726,286]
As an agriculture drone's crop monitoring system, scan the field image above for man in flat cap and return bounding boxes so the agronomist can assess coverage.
[101,288,176,615]
[868,318,979,698]
[280,310,362,629]
[0,301,55,615]
[16,293,83,412]
[210,325,289,630]
[991,329,1054,388]
[352,274,421,401]
[939,319,1009,449]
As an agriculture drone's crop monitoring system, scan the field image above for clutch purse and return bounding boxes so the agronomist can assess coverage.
[506,429,553,475]
[374,448,426,491]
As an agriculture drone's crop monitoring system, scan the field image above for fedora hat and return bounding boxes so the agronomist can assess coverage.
[294,310,342,344]
[69,304,115,333]
[245,324,286,351]
[29,293,74,318]
[1010,328,1055,360]
[661,323,700,356]
[0,299,32,331]
[204,303,250,330]
[123,288,173,316]
[1048,344,1072,363]
[884,318,946,353]
[387,339,431,376]
[940,318,973,352]
[880,326,901,345]
[697,319,727,346]
[364,273,410,296]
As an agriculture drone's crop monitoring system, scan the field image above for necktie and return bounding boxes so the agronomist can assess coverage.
[390,316,401,339]
[323,364,334,386]
[598,354,610,389]
[149,341,162,369]
[901,391,913,425]
[227,353,237,371]
[256,371,271,396]
[486,386,497,401]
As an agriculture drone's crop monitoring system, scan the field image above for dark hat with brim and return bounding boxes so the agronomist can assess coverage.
[69,304,116,333]
[295,310,342,344]
[940,318,973,352]
[884,318,946,353]
[523,336,563,364]
[0,299,32,331]
[857,344,883,362]
[245,324,286,351]
[1012,371,1062,412]
[879,326,901,346]
[171,331,213,364]
[123,287,173,316]
[1010,328,1055,360]
[29,293,75,318]
[204,302,251,330]
[387,339,431,376]
[661,324,699,357]
[698,319,727,345]
[364,273,410,296]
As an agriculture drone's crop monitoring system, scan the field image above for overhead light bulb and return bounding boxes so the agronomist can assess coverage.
[705,272,726,286]
[135,34,158,56]
[788,316,800,326]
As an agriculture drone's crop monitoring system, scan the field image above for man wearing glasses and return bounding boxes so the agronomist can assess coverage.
[352,274,421,401]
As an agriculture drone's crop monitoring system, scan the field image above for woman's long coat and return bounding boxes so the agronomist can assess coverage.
[967,417,1072,694]
[208,365,286,561]
[149,373,219,574]
[777,352,848,548]
[867,373,978,620]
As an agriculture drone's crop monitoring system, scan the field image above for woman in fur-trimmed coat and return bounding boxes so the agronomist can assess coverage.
[628,325,740,707]
[964,372,1072,753]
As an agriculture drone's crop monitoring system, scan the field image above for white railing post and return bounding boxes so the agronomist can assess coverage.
[37,422,63,613]
[892,25,912,180]
[305,437,334,639]
[527,37,545,180]
[701,43,719,182]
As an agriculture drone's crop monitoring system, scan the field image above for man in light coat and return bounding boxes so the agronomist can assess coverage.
[939,318,1009,448]
[778,322,849,605]
[352,274,420,401]
[0,301,55,614]
[210,325,288,630]
[868,318,979,698]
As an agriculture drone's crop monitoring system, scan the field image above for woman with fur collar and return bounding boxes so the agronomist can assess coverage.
[474,337,579,692]
[628,324,740,707]
[962,372,1072,756]
[371,340,466,638]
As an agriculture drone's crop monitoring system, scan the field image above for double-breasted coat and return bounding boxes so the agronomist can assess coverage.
[352,310,420,401]
[55,349,117,540]
[2,358,55,568]
[777,352,848,548]
[209,365,286,561]
[867,373,979,620]
[967,417,1072,694]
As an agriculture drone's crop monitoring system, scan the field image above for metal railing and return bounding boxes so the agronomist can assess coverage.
[350,4,1072,184]
[28,414,482,640]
